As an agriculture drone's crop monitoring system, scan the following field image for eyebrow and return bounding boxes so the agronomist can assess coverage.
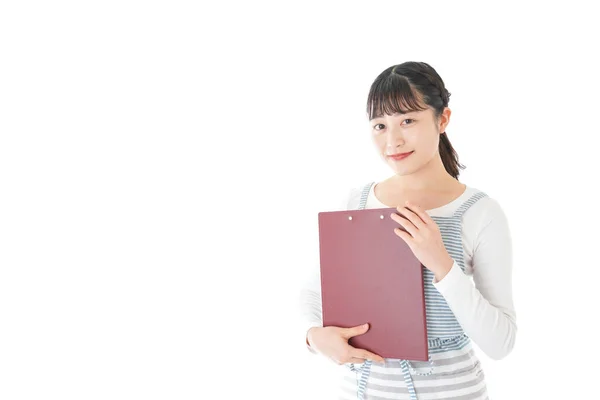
[370,112,416,121]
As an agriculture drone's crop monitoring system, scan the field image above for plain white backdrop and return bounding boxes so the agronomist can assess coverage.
[1,1,599,399]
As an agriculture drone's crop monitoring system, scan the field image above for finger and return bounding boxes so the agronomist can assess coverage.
[393,224,414,244]
[397,204,427,229]
[390,212,418,237]
[405,201,433,226]
[342,323,369,339]
[351,349,385,363]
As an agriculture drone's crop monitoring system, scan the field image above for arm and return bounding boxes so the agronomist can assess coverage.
[433,197,517,360]
[298,271,322,354]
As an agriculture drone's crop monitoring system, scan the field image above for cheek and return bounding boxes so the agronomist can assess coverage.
[407,134,438,159]
[418,132,439,148]
[372,135,386,148]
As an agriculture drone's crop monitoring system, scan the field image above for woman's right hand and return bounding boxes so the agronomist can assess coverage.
[307,323,385,365]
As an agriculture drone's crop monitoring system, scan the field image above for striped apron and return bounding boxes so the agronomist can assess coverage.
[344,182,489,400]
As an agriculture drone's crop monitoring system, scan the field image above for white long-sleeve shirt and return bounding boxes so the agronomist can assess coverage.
[299,183,517,361]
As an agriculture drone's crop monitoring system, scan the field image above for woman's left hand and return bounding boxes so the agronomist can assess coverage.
[390,200,454,281]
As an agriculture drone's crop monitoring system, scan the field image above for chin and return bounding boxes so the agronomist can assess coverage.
[389,164,419,176]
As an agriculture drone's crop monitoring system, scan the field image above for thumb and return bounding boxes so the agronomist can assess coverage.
[343,323,369,339]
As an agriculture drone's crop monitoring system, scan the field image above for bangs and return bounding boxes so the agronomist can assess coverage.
[367,74,428,120]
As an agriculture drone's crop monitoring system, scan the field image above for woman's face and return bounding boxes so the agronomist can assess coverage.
[369,106,450,176]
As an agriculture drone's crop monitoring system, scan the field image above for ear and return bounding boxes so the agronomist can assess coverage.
[438,107,451,133]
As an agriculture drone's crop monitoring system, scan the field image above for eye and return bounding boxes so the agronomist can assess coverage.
[373,119,414,131]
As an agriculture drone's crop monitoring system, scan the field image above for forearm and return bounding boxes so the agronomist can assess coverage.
[434,261,517,360]
[298,273,323,353]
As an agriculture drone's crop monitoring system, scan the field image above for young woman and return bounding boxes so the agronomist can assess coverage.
[299,61,516,400]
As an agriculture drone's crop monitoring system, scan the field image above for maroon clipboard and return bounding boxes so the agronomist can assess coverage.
[318,207,428,361]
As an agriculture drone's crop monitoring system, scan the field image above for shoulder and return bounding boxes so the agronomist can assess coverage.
[340,181,374,210]
[462,186,510,237]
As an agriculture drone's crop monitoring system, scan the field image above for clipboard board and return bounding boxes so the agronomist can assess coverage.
[318,207,428,361]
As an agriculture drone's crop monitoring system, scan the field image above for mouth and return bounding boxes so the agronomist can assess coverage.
[387,151,414,161]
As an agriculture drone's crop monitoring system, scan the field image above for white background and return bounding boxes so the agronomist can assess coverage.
[1,1,599,399]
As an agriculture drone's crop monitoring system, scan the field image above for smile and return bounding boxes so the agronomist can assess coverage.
[388,151,413,161]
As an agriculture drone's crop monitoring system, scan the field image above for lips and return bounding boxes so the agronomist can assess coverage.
[388,151,414,160]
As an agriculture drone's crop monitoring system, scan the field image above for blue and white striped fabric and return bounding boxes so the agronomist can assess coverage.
[342,182,489,400]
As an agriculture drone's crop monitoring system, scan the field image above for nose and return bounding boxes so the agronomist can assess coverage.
[385,125,405,152]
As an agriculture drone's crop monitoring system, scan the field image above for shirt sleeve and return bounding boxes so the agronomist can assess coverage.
[432,197,517,360]
[298,270,322,354]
